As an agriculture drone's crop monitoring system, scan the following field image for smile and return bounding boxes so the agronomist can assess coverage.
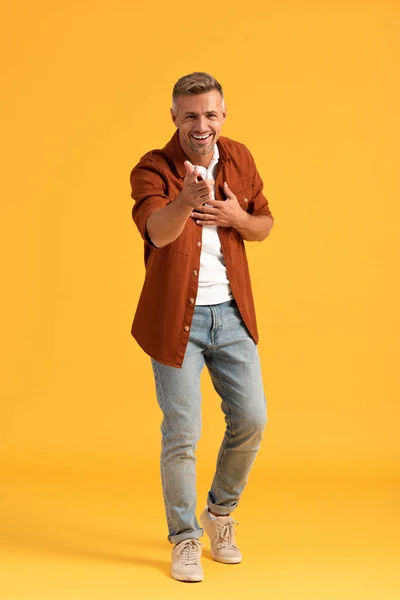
[191,133,212,140]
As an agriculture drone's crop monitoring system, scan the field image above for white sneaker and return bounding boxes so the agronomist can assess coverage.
[200,508,242,564]
[171,539,204,582]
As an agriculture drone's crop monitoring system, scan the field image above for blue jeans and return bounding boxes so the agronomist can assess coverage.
[151,299,267,544]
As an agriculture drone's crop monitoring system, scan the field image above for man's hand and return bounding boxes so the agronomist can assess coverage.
[191,181,250,229]
[146,160,213,248]
[180,160,215,209]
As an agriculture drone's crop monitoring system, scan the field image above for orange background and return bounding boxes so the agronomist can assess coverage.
[1,1,399,598]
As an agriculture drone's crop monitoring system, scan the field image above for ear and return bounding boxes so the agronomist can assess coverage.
[221,104,227,124]
[170,107,178,127]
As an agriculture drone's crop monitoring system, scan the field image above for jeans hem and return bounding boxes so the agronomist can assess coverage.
[207,494,238,516]
[168,528,203,545]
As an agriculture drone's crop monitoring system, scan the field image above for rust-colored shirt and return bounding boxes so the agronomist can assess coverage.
[130,130,273,368]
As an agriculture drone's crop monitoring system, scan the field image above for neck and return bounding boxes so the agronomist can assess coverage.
[186,149,214,168]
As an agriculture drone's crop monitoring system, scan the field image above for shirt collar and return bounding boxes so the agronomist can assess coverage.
[163,130,230,178]
[209,141,219,168]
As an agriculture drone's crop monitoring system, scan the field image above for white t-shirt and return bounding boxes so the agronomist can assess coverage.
[193,144,233,306]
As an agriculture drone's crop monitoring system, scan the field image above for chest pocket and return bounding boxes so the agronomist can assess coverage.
[230,178,252,209]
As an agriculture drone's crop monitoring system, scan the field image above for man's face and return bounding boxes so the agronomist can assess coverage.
[170,90,227,162]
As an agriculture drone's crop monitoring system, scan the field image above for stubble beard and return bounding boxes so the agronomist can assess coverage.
[188,136,215,156]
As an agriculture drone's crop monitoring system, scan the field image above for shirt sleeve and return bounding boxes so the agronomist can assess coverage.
[248,154,274,220]
[130,159,170,247]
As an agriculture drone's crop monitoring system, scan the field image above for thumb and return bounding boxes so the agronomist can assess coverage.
[224,181,235,199]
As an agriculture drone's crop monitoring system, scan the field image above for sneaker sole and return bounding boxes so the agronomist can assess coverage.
[212,555,242,564]
[171,570,204,582]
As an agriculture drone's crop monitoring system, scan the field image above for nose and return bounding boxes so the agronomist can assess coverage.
[196,116,208,132]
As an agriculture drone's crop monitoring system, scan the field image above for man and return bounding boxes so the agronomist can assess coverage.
[129,72,274,582]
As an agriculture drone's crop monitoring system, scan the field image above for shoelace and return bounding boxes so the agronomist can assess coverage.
[216,519,240,550]
[176,539,202,566]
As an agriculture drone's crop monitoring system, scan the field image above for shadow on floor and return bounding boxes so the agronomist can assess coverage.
[0,523,171,577]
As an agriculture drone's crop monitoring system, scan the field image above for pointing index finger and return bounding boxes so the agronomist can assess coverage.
[184,160,200,181]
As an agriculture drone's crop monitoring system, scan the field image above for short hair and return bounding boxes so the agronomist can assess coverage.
[172,72,224,107]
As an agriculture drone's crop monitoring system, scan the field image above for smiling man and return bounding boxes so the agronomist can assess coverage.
[129,72,274,582]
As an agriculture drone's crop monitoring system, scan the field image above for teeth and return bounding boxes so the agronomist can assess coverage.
[192,134,210,139]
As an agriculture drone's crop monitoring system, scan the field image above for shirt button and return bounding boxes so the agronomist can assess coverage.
[193,270,198,276]
[184,325,190,332]
[189,298,195,304]
[197,241,201,247]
